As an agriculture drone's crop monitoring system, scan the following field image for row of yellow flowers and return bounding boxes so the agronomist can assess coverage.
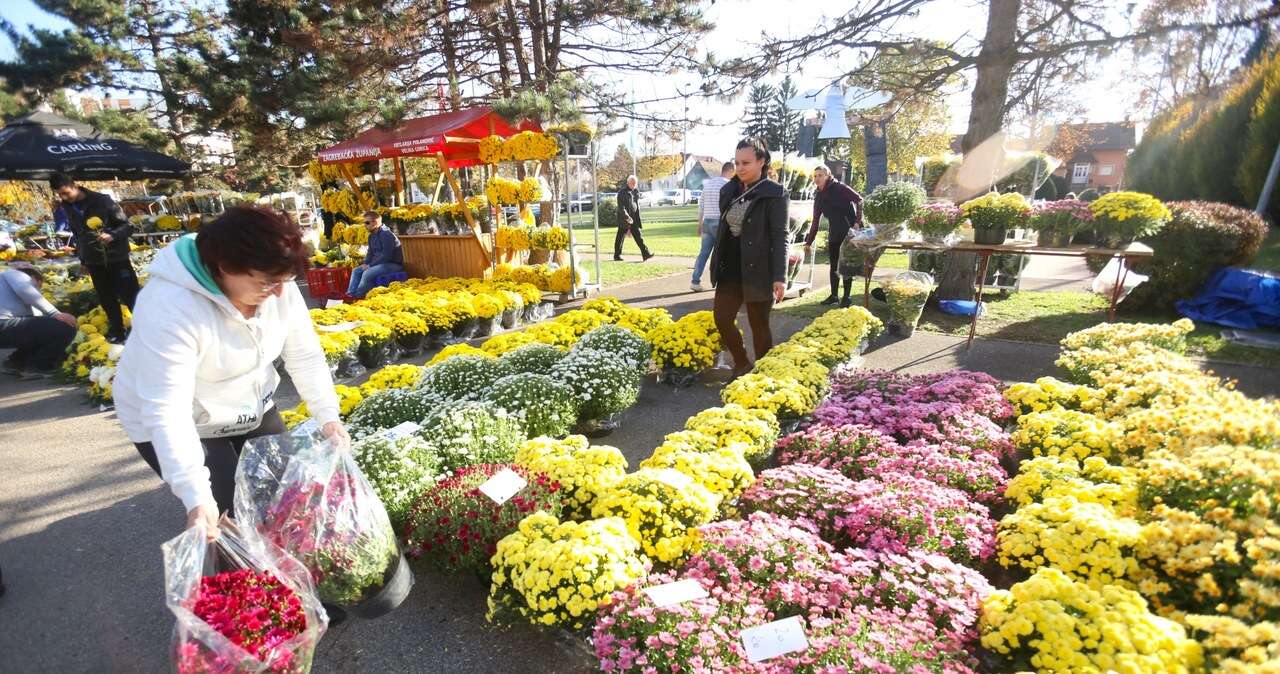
[478,131,560,164]
[982,318,1280,672]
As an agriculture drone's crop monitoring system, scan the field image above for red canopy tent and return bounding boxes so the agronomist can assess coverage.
[315,106,540,168]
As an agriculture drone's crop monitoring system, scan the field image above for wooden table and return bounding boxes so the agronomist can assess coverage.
[400,234,492,279]
[872,241,1155,348]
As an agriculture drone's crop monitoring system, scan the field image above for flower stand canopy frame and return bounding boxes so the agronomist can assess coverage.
[316,106,540,279]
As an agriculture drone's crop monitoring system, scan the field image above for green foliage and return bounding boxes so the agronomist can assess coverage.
[1128,201,1272,310]
[921,156,958,194]
[742,83,776,142]
[1077,188,1100,202]
[1238,55,1280,221]
[996,152,1054,195]
[1036,176,1059,200]
[863,181,925,224]
[499,343,567,375]
[419,355,513,402]
[598,198,619,226]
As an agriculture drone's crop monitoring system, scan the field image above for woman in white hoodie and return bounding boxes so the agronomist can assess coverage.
[114,206,348,538]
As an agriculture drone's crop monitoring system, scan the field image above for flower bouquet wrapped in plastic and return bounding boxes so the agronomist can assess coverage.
[235,428,412,619]
[163,519,327,674]
[882,271,934,337]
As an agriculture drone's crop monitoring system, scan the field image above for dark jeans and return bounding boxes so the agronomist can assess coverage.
[713,281,773,369]
[828,227,853,298]
[614,221,652,258]
[0,316,77,369]
[134,406,287,513]
[86,262,140,336]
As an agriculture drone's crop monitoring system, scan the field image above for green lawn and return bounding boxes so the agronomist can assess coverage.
[576,204,905,268]
[777,286,1280,368]
[592,260,686,287]
[1254,228,1280,273]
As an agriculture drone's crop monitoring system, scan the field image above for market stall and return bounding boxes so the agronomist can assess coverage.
[315,107,538,279]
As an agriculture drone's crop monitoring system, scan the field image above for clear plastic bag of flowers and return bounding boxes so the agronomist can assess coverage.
[837,229,887,279]
[882,271,934,336]
[163,519,327,674]
[334,357,367,382]
[656,366,699,388]
[501,295,525,330]
[234,429,412,619]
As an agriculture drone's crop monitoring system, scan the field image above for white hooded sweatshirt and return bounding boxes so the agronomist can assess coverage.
[113,240,340,512]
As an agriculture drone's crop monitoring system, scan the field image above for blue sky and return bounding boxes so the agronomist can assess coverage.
[0,0,1143,159]
[0,0,72,61]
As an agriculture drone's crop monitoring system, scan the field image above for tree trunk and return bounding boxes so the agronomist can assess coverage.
[939,0,1021,301]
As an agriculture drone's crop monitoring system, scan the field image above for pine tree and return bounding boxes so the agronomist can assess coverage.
[743,83,777,140]
[770,75,802,157]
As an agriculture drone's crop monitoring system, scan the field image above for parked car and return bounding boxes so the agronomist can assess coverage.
[639,190,662,207]
[689,190,702,204]
[658,189,692,206]
[560,193,594,214]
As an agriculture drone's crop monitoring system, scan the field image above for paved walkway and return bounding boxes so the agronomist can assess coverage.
[2,258,1276,673]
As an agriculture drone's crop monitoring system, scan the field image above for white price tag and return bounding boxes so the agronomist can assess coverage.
[380,421,421,441]
[740,616,808,663]
[478,468,528,505]
[642,579,708,607]
[316,320,362,333]
[325,299,345,308]
[655,468,693,490]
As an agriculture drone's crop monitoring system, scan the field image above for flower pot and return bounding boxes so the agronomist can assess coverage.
[475,318,498,337]
[452,318,479,339]
[573,413,621,438]
[350,552,414,620]
[1037,230,1073,248]
[888,322,917,338]
[335,355,365,380]
[428,328,451,345]
[1103,234,1135,250]
[501,308,520,330]
[396,333,426,354]
[527,248,550,265]
[659,366,699,388]
[973,227,1006,245]
[357,343,392,369]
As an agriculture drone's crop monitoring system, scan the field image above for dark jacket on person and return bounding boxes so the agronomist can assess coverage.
[62,189,133,265]
[364,226,403,268]
[616,186,642,228]
[805,179,862,246]
[711,177,789,302]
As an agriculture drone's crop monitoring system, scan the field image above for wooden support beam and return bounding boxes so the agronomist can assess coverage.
[393,159,406,206]
[437,152,490,260]
[337,163,371,210]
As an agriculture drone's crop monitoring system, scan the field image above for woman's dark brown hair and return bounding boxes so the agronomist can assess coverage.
[196,206,307,278]
[736,137,772,172]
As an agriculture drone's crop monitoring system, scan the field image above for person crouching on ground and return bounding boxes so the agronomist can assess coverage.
[710,137,788,378]
[347,210,404,298]
[804,164,863,307]
[0,263,78,377]
[113,206,349,539]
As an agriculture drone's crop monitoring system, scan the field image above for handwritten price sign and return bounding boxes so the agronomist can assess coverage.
[740,616,808,663]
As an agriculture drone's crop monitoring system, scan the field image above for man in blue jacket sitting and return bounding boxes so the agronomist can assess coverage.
[346,210,404,298]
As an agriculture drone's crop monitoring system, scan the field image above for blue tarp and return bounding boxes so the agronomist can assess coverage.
[1176,268,1280,330]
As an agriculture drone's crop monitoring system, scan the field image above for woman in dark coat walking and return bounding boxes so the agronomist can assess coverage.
[710,137,788,377]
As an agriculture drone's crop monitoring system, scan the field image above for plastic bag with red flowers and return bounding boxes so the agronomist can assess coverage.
[234,427,412,619]
[163,519,328,674]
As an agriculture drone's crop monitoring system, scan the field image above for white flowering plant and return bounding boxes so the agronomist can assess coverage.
[418,355,513,402]
[573,325,652,374]
[351,433,443,527]
[419,402,524,472]
[345,388,445,439]
[551,348,641,421]
[498,343,567,375]
[484,372,579,439]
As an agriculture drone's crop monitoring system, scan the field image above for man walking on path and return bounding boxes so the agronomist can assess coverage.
[804,165,863,307]
[691,161,734,292]
[614,175,654,262]
[0,264,78,376]
[347,210,405,298]
[50,172,138,342]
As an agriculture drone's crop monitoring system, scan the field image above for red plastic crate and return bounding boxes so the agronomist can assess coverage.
[305,267,354,300]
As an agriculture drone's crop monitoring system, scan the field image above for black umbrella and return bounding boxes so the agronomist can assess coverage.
[0,111,191,181]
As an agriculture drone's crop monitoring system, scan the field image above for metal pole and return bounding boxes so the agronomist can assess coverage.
[565,145,578,297]
[1256,137,1280,214]
[592,141,601,289]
